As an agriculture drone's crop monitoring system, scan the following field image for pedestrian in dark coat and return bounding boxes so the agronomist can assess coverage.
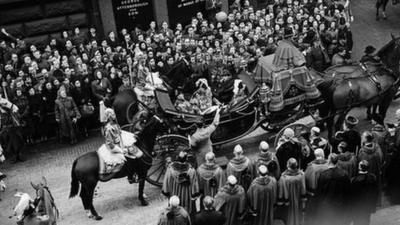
[42,82,57,139]
[314,153,351,225]
[350,160,379,225]
[27,87,44,142]
[55,86,80,144]
[194,196,226,225]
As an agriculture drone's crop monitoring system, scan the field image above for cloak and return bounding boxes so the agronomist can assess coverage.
[314,167,351,225]
[253,151,281,180]
[337,152,357,178]
[278,169,307,225]
[304,159,329,194]
[162,162,200,214]
[214,184,246,225]
[226,156,255,191]
[246,176,277,225]
[197,162,226,197]
[157,206,191,225]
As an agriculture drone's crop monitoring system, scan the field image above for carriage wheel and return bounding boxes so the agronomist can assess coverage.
[146,134,189,187]
[274,123,311,147]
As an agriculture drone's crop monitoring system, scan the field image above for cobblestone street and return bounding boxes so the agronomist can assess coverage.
[0,0,400,224]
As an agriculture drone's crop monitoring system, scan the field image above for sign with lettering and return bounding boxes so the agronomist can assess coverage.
[112,0,154,31]
[167,0,206,27]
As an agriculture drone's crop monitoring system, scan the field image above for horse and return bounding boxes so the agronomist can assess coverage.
[314,35,400,139]
[376,0,389,20]
[69,114,168,220]
[13,177,58,225]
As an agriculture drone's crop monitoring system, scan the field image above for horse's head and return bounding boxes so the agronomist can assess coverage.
[30,177,57,217]
[136,114,169,153]
[377,34,400,74]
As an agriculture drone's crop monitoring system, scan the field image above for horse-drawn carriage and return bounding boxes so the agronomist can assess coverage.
[113,66,322,186]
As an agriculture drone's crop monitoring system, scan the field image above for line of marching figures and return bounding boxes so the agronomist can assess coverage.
[158,134,398,225]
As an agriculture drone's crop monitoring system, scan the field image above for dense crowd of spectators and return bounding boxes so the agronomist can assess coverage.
[0,0,354,149]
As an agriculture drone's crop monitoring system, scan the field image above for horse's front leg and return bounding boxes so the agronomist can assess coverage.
[138,178,149,206]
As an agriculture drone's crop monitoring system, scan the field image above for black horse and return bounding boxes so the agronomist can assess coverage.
[69,114,167,220]
[315,35,400,139]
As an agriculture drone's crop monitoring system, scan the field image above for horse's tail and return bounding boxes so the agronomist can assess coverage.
[69,159,80,198]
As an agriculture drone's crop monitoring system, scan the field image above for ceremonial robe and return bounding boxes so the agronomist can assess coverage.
[278,170,307,225]
[304,159,329,195]
[157,206,191,225]
[162,162,200,214]
[214,184,246,225]
[253,151,281,180]
[246,176,277,225]
[197,162,226,197]
[226,156,255,191]
[357,143,383,178]
[337,152,357,178]
[314,167,351,225]
[350,173,379,225]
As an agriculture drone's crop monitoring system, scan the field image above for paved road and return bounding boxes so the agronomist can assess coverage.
[1,1,400,225]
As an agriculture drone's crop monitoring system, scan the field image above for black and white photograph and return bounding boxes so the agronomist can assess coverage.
[0,0,399,224]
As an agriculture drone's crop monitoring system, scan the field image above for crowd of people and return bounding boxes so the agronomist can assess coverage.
[0,0,358,162]
[159,112,400,225]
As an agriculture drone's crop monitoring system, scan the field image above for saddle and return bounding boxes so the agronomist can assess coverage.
[97,145,126,180]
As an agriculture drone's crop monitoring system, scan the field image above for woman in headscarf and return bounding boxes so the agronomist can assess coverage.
[55,86,81,144]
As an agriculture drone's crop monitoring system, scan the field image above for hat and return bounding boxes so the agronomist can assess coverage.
[283,128,295,139]
[259,141,269,152]
[169,196,180,207]
[365,45,376,55]
[258,165,268,175]
[345,115,359,127]
[227,175,237,185]
[233,145,243,154]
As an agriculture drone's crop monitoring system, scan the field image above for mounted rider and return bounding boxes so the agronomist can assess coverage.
[99,108,143,182]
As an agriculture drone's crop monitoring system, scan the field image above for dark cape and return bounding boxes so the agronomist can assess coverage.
[226,156,255,191]
[253,151,281,180]
[162,162,200,214]
[157,206,191,225]
[313,166,351,225]
[246,176,277,225]
[214,184,246,225]
[278,169,307,225]
[197,162,226,197]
